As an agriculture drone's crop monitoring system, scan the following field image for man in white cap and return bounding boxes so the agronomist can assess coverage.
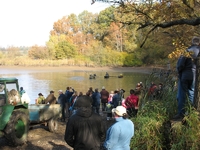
[103,106,134,150]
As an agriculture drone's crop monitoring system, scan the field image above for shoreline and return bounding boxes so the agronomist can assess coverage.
[0,66,155,74]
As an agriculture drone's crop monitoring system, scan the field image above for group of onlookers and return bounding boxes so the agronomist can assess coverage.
[33,84,162,149]
[35,90,56,105]
[64,95,134,150]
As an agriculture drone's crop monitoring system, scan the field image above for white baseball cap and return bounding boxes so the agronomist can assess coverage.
[112,106,127,116]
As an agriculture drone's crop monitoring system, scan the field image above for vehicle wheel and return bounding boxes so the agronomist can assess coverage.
[48,118,58,133]
[5,111,29,146]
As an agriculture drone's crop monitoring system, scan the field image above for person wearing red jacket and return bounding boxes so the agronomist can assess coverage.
[125,89,139,117]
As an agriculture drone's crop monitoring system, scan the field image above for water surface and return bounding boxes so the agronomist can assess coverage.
[0,69,148,104]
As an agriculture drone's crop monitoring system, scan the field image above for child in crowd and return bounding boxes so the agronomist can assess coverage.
[105,102,113,120]
[36,93,45,104]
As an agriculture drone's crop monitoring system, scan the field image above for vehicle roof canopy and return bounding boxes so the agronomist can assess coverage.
[0,78,18,84]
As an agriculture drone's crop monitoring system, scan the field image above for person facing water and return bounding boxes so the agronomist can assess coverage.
[103,106,134,150]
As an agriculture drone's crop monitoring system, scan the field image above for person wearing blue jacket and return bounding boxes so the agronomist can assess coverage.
[104,106,134,150]
[91,88,101,114]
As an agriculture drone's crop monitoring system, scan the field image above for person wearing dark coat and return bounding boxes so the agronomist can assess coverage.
[100,86,109,111]
[58,90,67,122]
[173,55,193,120]
[64,95,105,150]
[45,90,56,104]
[111,90,121,108]
[65,87,74,118]
[91,88,101,114]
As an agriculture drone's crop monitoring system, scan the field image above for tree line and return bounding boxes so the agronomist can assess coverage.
[0,1,200,68]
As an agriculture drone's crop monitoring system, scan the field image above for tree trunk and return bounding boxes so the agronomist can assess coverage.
[194,57,200,111]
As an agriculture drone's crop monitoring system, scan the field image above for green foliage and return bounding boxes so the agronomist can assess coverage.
[131,101,168,150]
[55,41,77,59]
[130,72,200,149]
[171,110,200,150]
[123,53,143,66]
[130,72,177,149]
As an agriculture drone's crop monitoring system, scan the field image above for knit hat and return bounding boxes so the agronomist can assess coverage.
[74,95,92,108]
[112,106,127,116]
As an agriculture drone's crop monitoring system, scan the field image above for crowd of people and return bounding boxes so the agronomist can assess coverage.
[35,90,57,105]
[18,36,200,149]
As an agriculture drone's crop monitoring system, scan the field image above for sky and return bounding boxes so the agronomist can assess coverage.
[0,0,110,48]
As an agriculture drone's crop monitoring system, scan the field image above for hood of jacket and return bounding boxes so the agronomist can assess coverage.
[75,107,92,118]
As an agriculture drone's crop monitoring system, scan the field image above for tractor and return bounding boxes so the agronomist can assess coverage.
[0,78,29,146]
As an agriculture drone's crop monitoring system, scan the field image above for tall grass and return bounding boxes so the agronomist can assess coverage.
[130,73,200,150]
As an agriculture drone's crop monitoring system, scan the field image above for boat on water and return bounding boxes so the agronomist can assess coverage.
[89,74,96,79]
[104,75,109,79]
[118,74,123,78]
[104,74,123,78]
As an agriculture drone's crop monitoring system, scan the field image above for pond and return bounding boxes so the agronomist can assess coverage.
[0,67,150,104]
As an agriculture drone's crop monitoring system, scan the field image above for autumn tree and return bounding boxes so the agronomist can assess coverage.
[28,45,49,59]
[55,41,77,59]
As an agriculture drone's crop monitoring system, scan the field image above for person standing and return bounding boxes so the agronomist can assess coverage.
[86,87,94,97]
[125,89,139,117]
[45,90,57,104]
[19,87,26,97]
[64,95,105,150]
[65,87,74,119]
[108,91,114,103]
[111,90,121,108]
[100,86,109,112]
[36,93,45,104]
[58,90,67,122]
[186,36,200,104]
[103,106,134,150]
[91,88,101,114]
[173,54,193,120]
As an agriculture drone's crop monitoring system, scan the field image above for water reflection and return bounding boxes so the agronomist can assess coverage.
[0,70,148,104]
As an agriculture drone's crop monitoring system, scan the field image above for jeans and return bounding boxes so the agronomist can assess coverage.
[92,106,100,114]
[177,79,193,115]
[101,102,107,111]
[61,104,66,120]
[188,69,195,104]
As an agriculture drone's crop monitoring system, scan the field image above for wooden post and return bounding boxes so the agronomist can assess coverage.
[194,56,200,111]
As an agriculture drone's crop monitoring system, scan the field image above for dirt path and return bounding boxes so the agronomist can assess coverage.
[0,121,71,150]
[0,114,114,150]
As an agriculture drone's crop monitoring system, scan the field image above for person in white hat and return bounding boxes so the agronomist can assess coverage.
[103,106,134,150]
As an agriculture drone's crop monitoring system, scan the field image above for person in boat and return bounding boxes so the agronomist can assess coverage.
[105,72,109,77]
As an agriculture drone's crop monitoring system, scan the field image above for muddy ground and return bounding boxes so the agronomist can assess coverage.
[0,114,114,150]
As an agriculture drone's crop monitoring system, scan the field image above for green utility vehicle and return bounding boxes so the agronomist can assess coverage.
[0,78,29,146]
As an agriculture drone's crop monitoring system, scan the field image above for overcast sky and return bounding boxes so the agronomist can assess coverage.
[0,0,110,47]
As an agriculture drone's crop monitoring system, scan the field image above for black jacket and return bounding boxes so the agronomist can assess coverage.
[177,55,193,80]
[64,107,105,150]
